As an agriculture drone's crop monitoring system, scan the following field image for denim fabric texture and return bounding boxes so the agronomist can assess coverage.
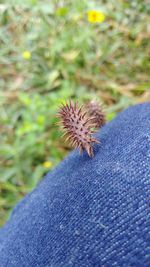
[0,103,150,267]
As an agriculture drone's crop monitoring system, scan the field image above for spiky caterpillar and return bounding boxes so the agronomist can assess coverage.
[86,100,106,129]
[57,101,100,157]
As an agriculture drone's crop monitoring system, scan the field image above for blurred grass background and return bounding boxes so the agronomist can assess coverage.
[0,0,150,226]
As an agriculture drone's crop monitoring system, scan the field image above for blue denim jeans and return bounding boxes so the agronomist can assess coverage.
[0,103,150,267]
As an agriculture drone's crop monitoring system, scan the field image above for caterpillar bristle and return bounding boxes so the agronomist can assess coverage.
[85,100,106,129]
[57,100,99,157]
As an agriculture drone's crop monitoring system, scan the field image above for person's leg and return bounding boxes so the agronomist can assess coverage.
[0,103,150,267]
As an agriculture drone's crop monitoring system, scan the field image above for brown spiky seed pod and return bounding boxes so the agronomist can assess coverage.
[86,100,106,129]
[57,101,100,157]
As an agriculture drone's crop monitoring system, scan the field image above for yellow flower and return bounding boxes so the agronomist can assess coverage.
[22,51,31,60]
[87,10,105,23]
[37,115,45,125]
[43,161,53,168]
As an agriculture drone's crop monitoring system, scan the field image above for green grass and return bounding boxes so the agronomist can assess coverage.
[0,0,150,226]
